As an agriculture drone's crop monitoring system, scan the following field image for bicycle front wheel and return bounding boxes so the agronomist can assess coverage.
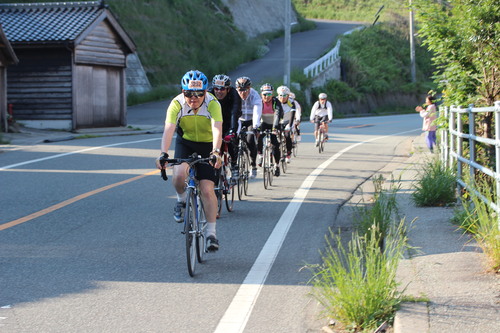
[215,171,223,218]
[184,189,197,277]
[237,149,248,200]
[292,137,298,157]
[196,195,206,263]
[225,166,235,212]
[318,131,324,153]
[280,138,287,174]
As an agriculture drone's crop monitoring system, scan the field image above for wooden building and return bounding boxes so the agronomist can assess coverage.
[0,24,18,132]
[0,1,136,130]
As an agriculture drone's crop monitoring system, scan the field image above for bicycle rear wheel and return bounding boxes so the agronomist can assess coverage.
[318,130,324,153]
[184,190,197,277]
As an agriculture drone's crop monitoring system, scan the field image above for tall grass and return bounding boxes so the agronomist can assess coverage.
[412,157,456,206]
[311,222,408,331]
[353,175,401,246]
[457,176,500,273]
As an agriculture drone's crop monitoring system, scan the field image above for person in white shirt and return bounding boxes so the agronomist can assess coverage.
[310,92,333,146]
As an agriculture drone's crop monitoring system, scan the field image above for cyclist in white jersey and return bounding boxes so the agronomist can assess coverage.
[235,76,262,178]
[310,92,333,146]
[276,86,296,163]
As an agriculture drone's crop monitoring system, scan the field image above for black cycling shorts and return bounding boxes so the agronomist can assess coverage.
[314,115,329,130]
[174,136,218,183]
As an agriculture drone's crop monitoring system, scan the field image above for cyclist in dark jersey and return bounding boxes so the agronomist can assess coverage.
[208,74,241,183]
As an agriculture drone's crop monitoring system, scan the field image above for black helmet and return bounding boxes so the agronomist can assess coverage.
[212,74,231,88]
[235,76,252,90]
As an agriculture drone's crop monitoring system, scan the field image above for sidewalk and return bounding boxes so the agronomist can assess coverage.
[0,124,163,146]
[391,134,499,332]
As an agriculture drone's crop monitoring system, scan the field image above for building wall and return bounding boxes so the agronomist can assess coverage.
[0,66,6,131]
[7,48,73,124]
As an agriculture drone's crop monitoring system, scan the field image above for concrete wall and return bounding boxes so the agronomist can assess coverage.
[220,0,298,38]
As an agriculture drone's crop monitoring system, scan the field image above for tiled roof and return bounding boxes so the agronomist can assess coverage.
[0,1,105,43]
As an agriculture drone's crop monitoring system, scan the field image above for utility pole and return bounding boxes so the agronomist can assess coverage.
[409,0,416,83]
[284,0,291,87]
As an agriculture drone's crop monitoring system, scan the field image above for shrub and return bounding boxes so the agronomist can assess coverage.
[412,158,456,206]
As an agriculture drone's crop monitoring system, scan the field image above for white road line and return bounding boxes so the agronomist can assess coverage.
[213,128,419,333]
[0,138,160,170]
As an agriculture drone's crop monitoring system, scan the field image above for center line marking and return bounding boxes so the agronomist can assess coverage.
[214,128,419,333]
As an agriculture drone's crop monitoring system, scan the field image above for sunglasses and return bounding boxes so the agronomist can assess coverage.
[237,88,249,92]
[214,87,227,91]
[278,94,288,97]
[262,93,273,97]
[184,91,205,98]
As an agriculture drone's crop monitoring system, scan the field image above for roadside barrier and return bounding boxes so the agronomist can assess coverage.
[440,101,500,226]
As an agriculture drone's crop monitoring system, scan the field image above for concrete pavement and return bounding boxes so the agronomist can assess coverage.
[1,126,498,332]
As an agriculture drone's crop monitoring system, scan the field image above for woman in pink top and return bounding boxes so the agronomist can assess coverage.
[415,94,437,153]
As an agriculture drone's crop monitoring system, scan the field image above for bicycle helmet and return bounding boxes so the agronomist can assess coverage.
[260,83,274,94]
[277,85,290,96]
[318,93,327,99]
[212,74,231,88]
[235,76,252,90]
[181,70,208,91]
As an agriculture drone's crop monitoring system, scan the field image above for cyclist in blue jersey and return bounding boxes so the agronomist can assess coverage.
[156,70,223,251]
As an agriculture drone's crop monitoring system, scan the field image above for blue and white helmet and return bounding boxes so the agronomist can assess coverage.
[181,70,208,91]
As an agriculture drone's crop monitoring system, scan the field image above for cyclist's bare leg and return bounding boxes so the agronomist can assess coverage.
[172,163,189,198]
[199,179,218,232]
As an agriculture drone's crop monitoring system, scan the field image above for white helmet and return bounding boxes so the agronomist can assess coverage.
[277,85,291,96]
[318,93,327,99]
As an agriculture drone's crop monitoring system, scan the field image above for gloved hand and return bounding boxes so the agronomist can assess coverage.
[224,133,235,143]
[156,152,168,169]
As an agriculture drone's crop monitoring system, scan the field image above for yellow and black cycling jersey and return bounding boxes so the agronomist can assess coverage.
[165,92,223,142]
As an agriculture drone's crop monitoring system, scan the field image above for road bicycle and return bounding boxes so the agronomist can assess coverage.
[317,121,328,153]
[236,127,251,200]
[160,153,212,277]
[261,129,274,189]
[215,139,235,217]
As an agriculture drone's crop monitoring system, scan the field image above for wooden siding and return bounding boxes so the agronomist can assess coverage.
[74,64,125,128]
[75,20,127,68]
[0,66,6,130]
[7,48,72,121]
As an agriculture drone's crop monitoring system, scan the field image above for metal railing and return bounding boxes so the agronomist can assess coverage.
[440,101,500,224]
[303,26,364,78]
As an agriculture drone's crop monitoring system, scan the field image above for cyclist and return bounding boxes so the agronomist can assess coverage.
[256,83,283,177]
[276,85,296,163]
[156,70,223,252]
[208,74,241,183]
[310,92,333,146]
[235,76,262,178]
[289,92,302,142]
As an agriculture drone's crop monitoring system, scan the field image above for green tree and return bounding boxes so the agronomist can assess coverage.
[413,0,499,137]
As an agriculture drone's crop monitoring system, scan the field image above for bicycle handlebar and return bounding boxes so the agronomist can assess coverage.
[159,153,214,181]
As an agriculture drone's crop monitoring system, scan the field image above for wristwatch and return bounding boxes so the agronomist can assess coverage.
[212,148,221,154]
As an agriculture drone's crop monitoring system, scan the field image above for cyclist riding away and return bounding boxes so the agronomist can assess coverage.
[208,74,241,184]
[310,92,333,146]
[235,76,262,179]
[256,83,283,177]
[276,85,296,163]
[156,70,223,252]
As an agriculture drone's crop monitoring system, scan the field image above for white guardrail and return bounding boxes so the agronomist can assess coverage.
[303,26,364,78]
[440,101,500,226]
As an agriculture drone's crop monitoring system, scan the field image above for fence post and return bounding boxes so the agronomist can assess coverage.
[495,101,500,230]
[449,105,456,170]
[442,106,449,168]
[468,104,475,180]
[457,106,464,195]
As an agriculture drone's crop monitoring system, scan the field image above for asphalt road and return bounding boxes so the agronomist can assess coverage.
[0,114,422,332]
